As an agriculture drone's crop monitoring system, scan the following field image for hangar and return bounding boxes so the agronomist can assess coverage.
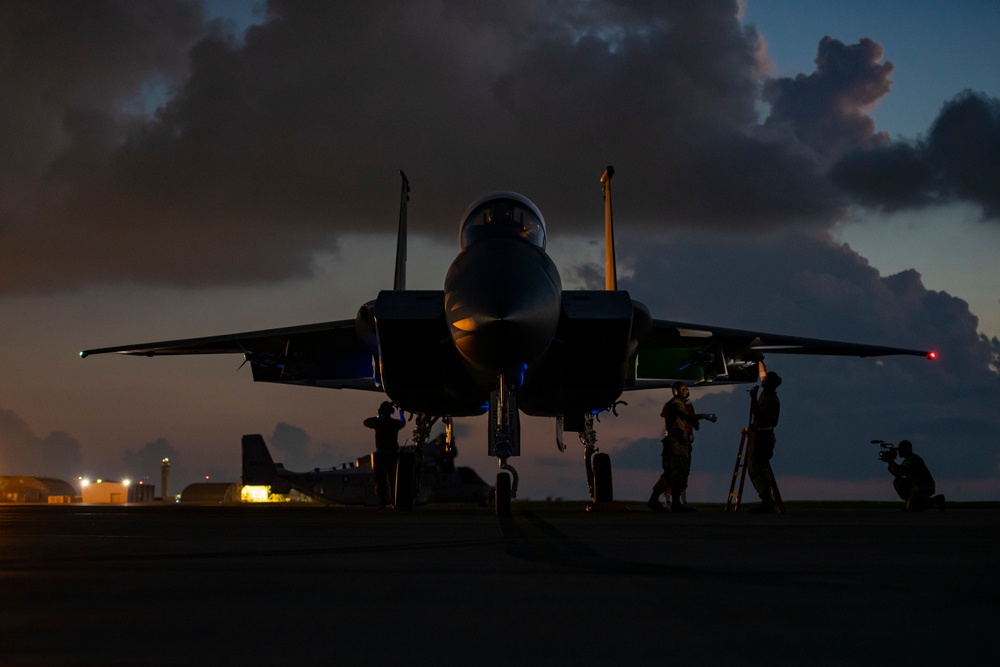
[0,476,76,503]
[179,482,242,504]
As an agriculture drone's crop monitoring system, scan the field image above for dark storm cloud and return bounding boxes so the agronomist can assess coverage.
[1,1,994,292]
[0,408,84,480]
[0,0,833,292]
[832,91,1000,219]
[615,231,1000,484]
[0,1,203,185]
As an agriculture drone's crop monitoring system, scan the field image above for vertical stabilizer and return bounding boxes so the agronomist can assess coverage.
[600,165,617,291]
[241,434,278,485]
[394,171,410,291]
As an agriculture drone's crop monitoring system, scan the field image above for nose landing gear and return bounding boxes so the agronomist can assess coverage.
[489,375,520,516]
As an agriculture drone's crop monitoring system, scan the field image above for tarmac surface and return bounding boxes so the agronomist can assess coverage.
[1,501,997,666]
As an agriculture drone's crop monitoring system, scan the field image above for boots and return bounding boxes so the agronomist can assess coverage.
[749,499,774,514]
[647,493,666,512]
[670,491,695,512]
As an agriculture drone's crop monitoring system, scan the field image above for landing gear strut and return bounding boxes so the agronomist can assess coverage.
[394,412,438,512]
[489,375,520,516]
[580,413,613,503]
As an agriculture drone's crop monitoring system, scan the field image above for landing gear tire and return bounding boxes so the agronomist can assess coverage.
[495,471,511,517]
[394,451,415,511]
[592,452,613,503]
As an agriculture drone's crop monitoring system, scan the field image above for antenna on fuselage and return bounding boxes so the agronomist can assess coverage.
[394,170,410,291]
[600,165,617,291]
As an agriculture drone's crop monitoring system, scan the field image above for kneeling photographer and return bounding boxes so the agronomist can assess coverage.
[877,439,946,512]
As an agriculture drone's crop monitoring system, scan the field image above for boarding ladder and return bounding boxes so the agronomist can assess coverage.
[725,427,752,511]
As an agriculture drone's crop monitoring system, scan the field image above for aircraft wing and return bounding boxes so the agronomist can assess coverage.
[80,319,380,390]
[628,318,933,388]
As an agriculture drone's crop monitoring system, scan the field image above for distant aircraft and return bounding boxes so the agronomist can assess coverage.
[241,430,492,507]
[81,168,934,515]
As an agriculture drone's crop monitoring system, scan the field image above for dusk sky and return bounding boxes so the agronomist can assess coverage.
[2,0,998,502]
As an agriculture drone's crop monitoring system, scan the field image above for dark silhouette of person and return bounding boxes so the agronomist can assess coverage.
[748,362,781,513]
[648,381,716,512]
[364,401,405,509]
[888,440,945,511]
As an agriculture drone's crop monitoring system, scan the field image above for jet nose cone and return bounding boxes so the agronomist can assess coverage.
[463,291,552,349]
[445,239,562,380]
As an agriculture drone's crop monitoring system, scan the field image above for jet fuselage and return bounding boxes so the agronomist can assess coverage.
[369,191,636,422]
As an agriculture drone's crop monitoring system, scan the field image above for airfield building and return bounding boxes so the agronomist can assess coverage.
[179,482,242,504]
[0,476,76,503]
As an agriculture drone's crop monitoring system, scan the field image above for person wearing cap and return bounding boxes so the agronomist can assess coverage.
[364,401,406,509]
[748,361,782,513]
[647,381,717,513]
[888,440,946,511]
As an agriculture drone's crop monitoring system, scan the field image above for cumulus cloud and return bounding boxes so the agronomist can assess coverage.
[0,408,84,480]
[763,36,893,160]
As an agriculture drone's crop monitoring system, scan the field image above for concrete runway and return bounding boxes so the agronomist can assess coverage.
[1,502,997,666]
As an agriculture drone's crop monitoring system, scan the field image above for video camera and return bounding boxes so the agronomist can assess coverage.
[871,439,897,462]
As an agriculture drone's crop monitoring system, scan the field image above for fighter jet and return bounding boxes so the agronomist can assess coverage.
[241,430,492,507]
[81,168,934,515]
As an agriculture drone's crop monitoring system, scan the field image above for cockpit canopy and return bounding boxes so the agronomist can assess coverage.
[459,191,546,250]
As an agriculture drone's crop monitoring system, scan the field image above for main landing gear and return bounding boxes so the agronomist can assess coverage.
[392,412,443,512]
[560,412,614,504]
[579,413,614,503]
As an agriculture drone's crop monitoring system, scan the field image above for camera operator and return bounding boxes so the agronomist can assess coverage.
[887,440,946,512]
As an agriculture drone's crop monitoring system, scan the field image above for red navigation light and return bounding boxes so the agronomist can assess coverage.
[926,351,938,360]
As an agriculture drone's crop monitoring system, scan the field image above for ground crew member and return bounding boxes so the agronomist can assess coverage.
[364,401,405,509]
[748,361,781,513]
[648,381,716,512]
